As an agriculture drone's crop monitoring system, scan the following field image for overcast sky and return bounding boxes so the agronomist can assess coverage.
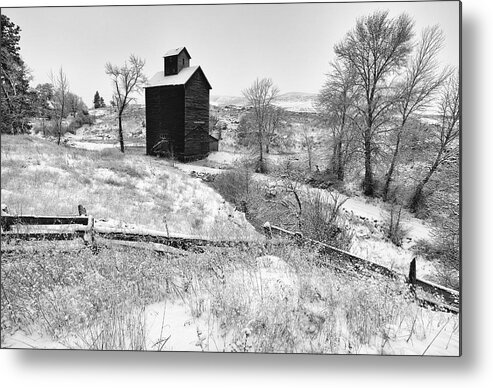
[4,1,460,106]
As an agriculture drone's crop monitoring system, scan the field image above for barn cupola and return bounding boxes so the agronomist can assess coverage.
[164,47,191,76]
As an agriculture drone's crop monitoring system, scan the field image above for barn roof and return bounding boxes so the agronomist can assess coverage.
[163,47,191,59]
[146,66,212,89]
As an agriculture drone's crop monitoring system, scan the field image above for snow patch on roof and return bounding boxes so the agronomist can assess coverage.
[146,66,212,89]
[164,47,190,58]
[146,66,200,88]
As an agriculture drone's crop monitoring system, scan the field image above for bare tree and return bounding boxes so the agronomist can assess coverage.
[382,25,452,201]
[264,105,286,154]
[105,54,146,153]
[50,67,69,145]
[334,11,414,196]
[242,78,280,172]
[66,92,87,116]
[209,113,226,141]
[209,113,220,134]
[302,124,315,172]
[317,61,359,181]
[409,73,460,212]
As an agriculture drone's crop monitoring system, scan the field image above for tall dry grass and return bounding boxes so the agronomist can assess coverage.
[1,238,459,354]
[0,135,257,239]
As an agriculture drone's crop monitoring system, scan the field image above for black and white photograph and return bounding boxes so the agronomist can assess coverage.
[1,0,461,356]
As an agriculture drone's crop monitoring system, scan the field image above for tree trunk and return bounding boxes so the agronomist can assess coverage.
[383,131,402,201]
[118,113,124,153]
[409,154,441,213]
[331,135,338,176]
[409,180,425,214]
[57,119,62,145]
[363,129,374,196]
[257,127,265,173]
[336,138,344,181]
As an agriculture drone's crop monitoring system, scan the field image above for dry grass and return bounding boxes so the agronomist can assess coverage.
[1,239,459,354]
[0,135,459,354]
[0,135,257,239]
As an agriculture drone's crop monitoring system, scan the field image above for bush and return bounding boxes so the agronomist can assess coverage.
[384,203,408,247]
[211,168,255,212]
[67,111,96,133]
[301,190,353,250]
[31,111,95,137]
[413,227,459,290]
[211,168,353,250]
[305,169,338,190]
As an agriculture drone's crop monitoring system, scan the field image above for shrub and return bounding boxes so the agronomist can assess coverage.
[301,190,353,250]
[211,168,353,250]
[305,169,338,190]
[384,203,408,247]
[413,225,459,290]
[211,168,255,212]
[67,111,96,133]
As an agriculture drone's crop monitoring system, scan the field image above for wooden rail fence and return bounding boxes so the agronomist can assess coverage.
[262,222,459,313]
[0,206,459,314]
[1,213,95,245]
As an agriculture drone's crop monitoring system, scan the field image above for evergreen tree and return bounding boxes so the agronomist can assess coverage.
[93,90,101,108]
[1,14,33,134]
[100,96,106,108]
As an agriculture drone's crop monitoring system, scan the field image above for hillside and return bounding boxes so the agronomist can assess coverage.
[211,92,317,113]
[0,135,257,240]
[1,134,459,355]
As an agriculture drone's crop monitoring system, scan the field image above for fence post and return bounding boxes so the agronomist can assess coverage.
[408,257,417,296]
[84,215,95,247]
[408,257,417,284]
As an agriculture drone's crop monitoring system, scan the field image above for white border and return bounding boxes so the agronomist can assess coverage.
[1,1,491,387]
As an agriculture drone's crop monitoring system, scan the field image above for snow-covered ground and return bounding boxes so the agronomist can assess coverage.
[211,92,318,113]
[63,138,437,279]
[174,156,436,278]
[3,268,459,355]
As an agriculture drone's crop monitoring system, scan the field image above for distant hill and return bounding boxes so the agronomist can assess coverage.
[274,92,318,112]
[210,95,247,107]
[211,92,318,113]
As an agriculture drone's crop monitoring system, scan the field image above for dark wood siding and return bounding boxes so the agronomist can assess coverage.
[209,136,219,152]
[145,85,185,157]
[177,51,190,74]
[165,52,190,75]
[164,56,177,76]
[184,69,210,159]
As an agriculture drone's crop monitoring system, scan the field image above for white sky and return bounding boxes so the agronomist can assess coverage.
[3,1,460,106]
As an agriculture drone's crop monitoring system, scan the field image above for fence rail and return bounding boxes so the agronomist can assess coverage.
[94,226,258,251]
[263,222,459,313]
[0,207,459,314]
[1,213,94,245]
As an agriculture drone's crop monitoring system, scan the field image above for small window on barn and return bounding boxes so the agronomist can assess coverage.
[182,58,185,66]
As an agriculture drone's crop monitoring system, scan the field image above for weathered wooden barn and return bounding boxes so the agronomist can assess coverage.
[145,47,213,160]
